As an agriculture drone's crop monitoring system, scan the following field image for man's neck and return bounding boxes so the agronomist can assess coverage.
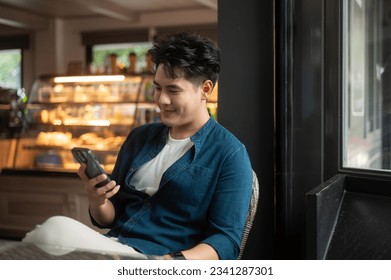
[169,112,210,140]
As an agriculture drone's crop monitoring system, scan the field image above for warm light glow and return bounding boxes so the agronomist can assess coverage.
[53,75,125,83]
[53,119,111,126]
[52,119,62,125]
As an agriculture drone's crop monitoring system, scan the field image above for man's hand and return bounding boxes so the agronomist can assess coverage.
[76,163,119,226]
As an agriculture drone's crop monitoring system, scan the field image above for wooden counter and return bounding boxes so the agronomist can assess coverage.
[0,173,107,239]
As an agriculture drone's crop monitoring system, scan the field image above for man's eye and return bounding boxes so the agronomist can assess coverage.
[168,89,180,94]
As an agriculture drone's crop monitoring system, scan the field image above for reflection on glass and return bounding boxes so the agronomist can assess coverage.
[343,0,390,170]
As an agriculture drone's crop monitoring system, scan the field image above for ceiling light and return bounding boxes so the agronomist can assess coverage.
[53,75,125,83]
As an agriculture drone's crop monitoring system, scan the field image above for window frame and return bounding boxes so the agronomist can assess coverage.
[329,0,391,180]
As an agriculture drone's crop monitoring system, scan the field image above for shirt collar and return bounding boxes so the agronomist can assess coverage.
[160,116,216,157]
[190,116,216,156]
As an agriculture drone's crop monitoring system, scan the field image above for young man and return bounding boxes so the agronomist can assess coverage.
[24,33,253,260]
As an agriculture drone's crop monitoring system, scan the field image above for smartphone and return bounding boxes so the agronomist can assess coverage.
[71,147,111,188]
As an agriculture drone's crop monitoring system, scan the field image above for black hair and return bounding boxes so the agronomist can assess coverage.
[149,32,220,87]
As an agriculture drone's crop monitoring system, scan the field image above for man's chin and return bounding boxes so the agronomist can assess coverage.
[160,117,175,127]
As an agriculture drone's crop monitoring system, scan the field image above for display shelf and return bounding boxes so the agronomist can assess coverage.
[28,101,157,106]
[22,144,120,152]
[4,73,218,175]
[7,74,156,174]
[0,104,10,109]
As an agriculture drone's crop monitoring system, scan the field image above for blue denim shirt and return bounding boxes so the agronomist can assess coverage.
[93,117,253,259]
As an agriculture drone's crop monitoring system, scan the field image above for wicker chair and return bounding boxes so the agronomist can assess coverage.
[237,170,260,259]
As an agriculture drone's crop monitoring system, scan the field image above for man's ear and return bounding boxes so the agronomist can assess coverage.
[201,80,213,99]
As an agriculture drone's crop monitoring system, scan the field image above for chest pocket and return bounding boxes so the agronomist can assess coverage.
[163,165,214,206]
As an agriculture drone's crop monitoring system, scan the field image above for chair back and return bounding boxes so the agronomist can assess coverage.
[237,170,259,259]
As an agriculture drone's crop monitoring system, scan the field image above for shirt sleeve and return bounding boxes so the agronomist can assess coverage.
[202,144,253,259]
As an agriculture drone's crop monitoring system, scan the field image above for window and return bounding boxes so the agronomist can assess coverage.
[82,25,216,75]
[0,49,22,89]
[343,0,391,170]
[91,42,152,74]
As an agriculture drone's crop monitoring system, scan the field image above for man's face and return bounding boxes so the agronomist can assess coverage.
[153,64,208,138]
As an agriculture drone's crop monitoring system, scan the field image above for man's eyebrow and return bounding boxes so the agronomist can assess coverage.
[153,80,181,89]
[167,84,181,90]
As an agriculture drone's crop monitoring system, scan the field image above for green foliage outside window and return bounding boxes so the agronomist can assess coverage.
[0,49,21,89]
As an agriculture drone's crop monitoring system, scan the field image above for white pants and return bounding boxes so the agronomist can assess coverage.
[22,216,148,259]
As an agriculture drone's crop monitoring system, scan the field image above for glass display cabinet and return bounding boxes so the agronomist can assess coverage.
[8,74,158,174]
[0,74,218,238]
[2,73,218,175]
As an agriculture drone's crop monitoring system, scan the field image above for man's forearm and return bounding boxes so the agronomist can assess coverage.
[89,200,116,227]
[169,243,219,260]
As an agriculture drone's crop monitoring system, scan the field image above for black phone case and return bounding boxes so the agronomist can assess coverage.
[71,147,111,188]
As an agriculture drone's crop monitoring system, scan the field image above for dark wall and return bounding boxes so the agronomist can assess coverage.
[275,0,325,259]
[218,0,275,259]
[218,0,334,259]
[275,0,341,259]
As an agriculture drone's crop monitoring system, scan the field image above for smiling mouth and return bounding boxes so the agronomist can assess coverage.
[161,108,176,113]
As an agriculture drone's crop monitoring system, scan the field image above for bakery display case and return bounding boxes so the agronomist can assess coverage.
[7,74,159,174]
[1,73,218,176]
[0,74,218,238]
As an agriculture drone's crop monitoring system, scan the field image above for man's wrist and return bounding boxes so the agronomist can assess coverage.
[169,251,186,260]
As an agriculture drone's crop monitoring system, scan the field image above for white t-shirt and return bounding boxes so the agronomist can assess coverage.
[129,132,194,196]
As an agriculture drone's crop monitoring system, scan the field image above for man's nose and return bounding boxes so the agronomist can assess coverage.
[158,91,171,105]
